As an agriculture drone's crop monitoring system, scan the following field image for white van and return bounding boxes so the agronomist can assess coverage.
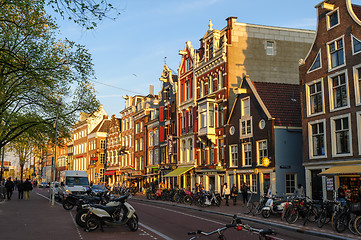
[57,170,89,200]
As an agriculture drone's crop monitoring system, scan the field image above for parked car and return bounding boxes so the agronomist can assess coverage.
[39,182,48,188]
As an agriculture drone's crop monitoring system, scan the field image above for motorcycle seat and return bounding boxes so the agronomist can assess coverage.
[95,205,118,214]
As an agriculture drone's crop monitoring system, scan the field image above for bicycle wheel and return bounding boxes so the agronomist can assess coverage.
[354,215,361,236]
[317,209,327,228]
[331,210,344,231]
[307,207,319,223]
[281,204,291,221]
[184,195,192,205]
[244,201,255,215]
[348,214,358,235]
[285,206,299,224]
[334,213,348,233]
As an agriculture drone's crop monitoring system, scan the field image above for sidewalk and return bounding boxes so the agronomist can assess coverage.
[131,193,360,240]
[0,188,81,240]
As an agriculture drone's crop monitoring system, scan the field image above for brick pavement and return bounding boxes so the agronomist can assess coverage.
[0,188,81,240]
[131,193,360,240]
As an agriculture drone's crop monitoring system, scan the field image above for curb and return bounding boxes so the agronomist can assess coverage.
[131,197,357,240]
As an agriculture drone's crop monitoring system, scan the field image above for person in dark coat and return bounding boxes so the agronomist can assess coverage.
[18,180,24,199]
[231,184,238,205]
[5,177,14,200]
[241,182,249,206]
[24,179,32,200]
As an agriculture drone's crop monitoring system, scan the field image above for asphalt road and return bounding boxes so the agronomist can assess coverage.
[1,188,359,240]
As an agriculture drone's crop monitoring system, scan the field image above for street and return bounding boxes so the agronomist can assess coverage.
[1,187,359,240]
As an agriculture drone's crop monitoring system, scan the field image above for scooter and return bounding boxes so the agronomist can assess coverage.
[75,193,117,228]
[261,194,288,218]
[84,194,138,232]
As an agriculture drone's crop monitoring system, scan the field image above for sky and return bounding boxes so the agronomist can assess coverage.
[53,0,320,117]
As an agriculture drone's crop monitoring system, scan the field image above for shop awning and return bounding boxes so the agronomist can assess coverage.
[103,170,116,176]
[164,166,194,177]
[319,165,361,176]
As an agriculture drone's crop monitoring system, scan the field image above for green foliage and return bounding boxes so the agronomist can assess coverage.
[0,1,99,149]
[47,0,121,29]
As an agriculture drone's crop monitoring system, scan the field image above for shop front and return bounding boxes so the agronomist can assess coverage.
[319,165,361,202]
[164,166,194,189]
[195,169,226,193]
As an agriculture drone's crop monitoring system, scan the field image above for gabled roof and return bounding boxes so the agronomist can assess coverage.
[252,81,301,127]
[352,4,361,20]
[90,119,111,134]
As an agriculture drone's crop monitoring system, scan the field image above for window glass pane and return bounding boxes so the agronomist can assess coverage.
[354,36,361,53]
[329,12,338,27]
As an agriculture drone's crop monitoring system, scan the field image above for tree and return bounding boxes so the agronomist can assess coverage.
[0,1,99,151]
[48,0,121,29]
[7,134,35,181]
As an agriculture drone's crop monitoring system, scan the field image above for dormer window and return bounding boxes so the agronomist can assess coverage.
[352,35,361,55]
[327,9,339,30]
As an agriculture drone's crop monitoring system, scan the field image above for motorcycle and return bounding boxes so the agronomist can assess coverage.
[84,194,138,232]
[261,194,288,218]
[199,190,222,207]
[62,190,110,210]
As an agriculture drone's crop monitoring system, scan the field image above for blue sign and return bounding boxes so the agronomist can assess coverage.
[95,173,99,177]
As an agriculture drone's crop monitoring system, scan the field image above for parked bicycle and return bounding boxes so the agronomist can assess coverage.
[245,192,267,216]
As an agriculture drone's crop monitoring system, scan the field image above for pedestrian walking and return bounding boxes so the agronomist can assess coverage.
[241,182,249,206]
[24,178,33,200]
[231,184,238,205]
[222,183,230,206]
[5,177,14,200]
[18,180,24,199]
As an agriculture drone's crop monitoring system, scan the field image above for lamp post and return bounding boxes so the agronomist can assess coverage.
[50,104,59,206]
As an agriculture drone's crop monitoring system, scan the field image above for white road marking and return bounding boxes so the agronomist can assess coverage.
[139,222,173,240]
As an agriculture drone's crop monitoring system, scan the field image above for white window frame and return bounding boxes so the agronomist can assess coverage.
[327,36,345,71]
[306,79,325,117]
[240,116,253,139]
[241,97,250,117]
[285,173,297,195]
[352,34,361,55]
[330,114,352,157]
[308,119,327,159]
[256,140,268,166]
[149,150,153,165]
[229,144,238,167]
[265,40,275,56]
[328,69,349,112]
[327,8,340,30]
[307,50,322,73]
[353,64,361,106]
[242,142,252,167]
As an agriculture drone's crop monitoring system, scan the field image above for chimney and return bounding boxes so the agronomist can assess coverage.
[149,85,154,96]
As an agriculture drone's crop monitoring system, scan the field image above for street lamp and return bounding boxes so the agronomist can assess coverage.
[50,101,60,206]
